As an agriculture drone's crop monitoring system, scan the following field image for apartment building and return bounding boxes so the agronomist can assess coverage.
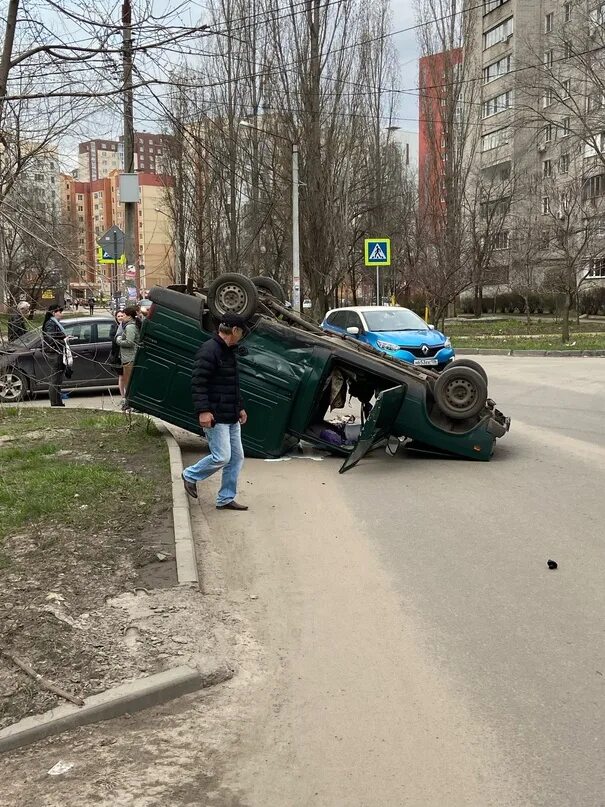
[60,171,175,296]
[77,132,171,181]
[418,48,464,215]
[470,0,605,288]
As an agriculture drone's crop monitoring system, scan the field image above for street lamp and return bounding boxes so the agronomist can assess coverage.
[239,119,301,313]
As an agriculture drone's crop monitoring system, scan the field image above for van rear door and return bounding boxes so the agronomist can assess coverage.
[339,384,407,473]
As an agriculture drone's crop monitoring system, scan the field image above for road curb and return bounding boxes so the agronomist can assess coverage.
[152,420,200,587]
[456,348,605,358]
[0,661,233,754]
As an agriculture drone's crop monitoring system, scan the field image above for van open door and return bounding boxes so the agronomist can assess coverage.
[339,384,407,474]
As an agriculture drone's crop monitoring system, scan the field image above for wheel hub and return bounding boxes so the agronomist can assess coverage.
[0,373,23,402]
[217,283,248,314]
[444,378,476,411]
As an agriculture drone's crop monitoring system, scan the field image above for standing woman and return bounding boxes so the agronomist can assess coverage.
[115,305,140,407]
[42,304,67,407]
[109,310,126,401]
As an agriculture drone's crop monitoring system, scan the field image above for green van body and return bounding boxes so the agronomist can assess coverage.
[127,287,509,471]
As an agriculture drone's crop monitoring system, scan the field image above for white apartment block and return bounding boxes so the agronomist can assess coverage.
[469,0,605,289]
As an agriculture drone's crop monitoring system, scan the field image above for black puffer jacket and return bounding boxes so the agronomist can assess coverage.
[191,335,243,424]
[42,317,66,355]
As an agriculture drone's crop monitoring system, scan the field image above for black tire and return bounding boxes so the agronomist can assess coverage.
[447,358,488,385]
[0,368,28,404]
[207,273,259,319]
[433,366,488,420]
[251,276,286,303]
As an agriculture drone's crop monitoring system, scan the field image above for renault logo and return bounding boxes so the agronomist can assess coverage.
[421,344,429,355]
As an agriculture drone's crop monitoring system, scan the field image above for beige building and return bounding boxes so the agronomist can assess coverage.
[60,171,175,296]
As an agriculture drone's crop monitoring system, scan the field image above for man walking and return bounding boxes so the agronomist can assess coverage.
[182,313,248,511]
[87,295,95,315]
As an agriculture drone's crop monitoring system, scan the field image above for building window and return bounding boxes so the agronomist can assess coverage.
[543,88,555,108]
[564,2,572,22]
[560,153,570,173]
[564,41,573,59]
[482,90,512,118]
[584,174,605,199]
[77,205,83,212]
[544,50,554,68]
[545,13,554,33]
[542,196,550,215]
[584,132,605,158]
[483,55,513,84]
[484,17,513,49]
[543,159,553,177]
[482,127,510,151]
[485,0,504,11]
[544,123,554,142]
[561,117,571,136]
[588,258,605,277]
[494,231,510,250]
[562,79,571,98]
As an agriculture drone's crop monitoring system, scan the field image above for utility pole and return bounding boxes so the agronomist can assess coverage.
[122,0,137,300]
[0,0,19,313]
[292,144,301,313]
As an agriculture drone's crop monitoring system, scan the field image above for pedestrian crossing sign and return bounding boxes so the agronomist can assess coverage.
[364,238,391,267]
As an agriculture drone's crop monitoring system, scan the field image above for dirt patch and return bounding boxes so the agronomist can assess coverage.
[0,408,179,727]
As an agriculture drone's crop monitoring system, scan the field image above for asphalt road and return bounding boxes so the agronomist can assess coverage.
[332,356,605,806]
[192,356,605,807]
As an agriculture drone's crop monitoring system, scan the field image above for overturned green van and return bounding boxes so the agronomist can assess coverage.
[127,279,510,472]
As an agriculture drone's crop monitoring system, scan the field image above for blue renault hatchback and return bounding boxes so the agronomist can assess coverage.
[321,306,455,369]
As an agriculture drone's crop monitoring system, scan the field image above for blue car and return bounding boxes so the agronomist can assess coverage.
[321,306,455,369]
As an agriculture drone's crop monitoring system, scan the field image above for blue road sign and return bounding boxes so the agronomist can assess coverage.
[364,238,391,267]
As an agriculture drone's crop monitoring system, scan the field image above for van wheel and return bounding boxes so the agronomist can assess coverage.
[207,274,259,319]
[446,358,488,385]
[433,366,487,420]
[251,276,286,303]
[0,369,28,404]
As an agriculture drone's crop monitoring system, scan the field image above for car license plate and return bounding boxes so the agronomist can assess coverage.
[413,358,438,366]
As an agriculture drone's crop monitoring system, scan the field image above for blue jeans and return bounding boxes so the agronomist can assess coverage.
[183,422,244,506]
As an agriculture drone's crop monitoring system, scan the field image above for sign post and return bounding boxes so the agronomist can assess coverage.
[364,238,391,305]
[97,225,126,308]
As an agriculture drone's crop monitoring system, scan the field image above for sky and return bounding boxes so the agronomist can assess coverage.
[390,1,422,132]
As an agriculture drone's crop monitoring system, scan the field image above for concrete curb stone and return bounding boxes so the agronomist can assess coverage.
[0,661,233,754]
[456,348,605,358]
[151,419,199,587]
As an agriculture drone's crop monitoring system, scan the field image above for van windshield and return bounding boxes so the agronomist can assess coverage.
[363,309,427,332]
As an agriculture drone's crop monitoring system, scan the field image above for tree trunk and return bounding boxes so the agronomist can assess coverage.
[561,294,572,343]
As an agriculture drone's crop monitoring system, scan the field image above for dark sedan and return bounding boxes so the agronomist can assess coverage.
[0,316,119,403]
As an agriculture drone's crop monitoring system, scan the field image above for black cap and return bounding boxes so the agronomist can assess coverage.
[220,312,248,329]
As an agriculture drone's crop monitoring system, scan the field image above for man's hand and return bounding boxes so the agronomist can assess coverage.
[239,409,248,425]
[199,412,214,428]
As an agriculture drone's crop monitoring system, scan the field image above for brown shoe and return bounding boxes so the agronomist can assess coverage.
[182,473,198,499]
[216,501,248,511]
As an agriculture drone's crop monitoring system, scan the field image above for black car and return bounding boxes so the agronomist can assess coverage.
[0,316,119,403]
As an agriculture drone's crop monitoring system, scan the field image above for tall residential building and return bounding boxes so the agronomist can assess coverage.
[60,170,175,296]
[392,129,420,173]
[469,0,605,289]
[418,48,464,214]
[77,132,171,181]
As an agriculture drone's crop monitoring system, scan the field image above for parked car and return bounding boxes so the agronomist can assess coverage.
[126,274,509,472]
[322,306,455,370]
[0,316,119,403]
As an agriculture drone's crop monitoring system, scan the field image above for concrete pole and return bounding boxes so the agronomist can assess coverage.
[292,143,301,313]
[122,0,137,297]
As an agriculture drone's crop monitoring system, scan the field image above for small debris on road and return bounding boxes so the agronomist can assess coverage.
[47,761,74,776]
[547,559,558,570]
